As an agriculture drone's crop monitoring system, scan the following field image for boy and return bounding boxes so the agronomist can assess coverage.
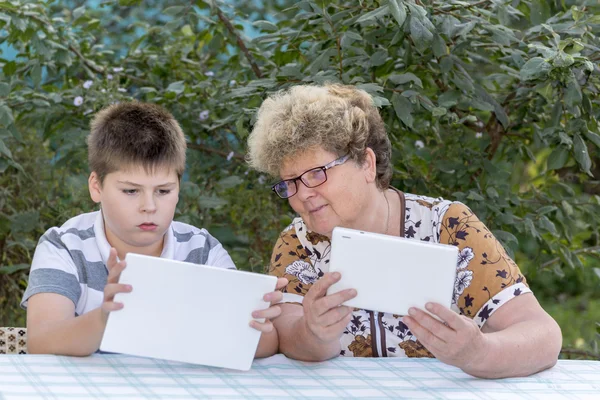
[21,102,285,357]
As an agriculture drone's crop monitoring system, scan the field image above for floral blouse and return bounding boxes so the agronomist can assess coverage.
[269,190,531,358]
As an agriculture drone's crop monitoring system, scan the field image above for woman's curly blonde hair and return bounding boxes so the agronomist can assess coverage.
[246,83,392,189]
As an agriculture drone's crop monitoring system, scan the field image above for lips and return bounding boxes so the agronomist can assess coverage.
[138,223,157,231]
[309,205,327,213]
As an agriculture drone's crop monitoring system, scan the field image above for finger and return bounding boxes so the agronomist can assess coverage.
[263,291,283,304]
[252,305,281,320]
[305,272,341,302]
[275,277,288,291]
[313,288,357,317]
[107,248,118,271]
[322,309,353,337]
[425,302,463,329]
[104,283,132,301]
[249,319,273,333]
[102,301,124,313]
[316,305,353,328]
[107,260,127,284]
[402,315,445,353]
[408,307,454,343]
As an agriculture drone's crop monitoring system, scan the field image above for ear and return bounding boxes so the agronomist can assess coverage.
[88,172,102,203]
[363,148,377,184]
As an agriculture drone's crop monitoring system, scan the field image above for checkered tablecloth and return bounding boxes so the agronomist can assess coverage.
[0,353,598,399]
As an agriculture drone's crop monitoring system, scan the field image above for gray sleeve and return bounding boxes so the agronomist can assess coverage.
[183,230,236,269]
[21,269,81,309]
[20,232,82,309]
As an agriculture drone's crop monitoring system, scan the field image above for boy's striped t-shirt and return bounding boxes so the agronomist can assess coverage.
[21,211,236,316]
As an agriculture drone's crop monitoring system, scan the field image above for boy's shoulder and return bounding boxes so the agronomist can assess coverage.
[168,220,221,251]
[42,210,99,237]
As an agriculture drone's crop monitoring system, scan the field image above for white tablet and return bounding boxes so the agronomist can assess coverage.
[100,253,277,371]
[326,227,458,316]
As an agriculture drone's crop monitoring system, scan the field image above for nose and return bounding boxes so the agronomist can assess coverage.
[140,192,157,213]
[294,180,316,202]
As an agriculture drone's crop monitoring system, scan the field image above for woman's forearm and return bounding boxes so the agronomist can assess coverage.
[255,328,279,358]
[28,308,107,356]
[463,317,562,378]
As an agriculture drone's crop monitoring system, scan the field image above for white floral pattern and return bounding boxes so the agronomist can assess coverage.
[457,247,474,269]
[285,260,318,285]
[453,269,474,304]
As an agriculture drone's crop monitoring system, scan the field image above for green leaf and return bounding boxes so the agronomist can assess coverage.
[520,57,552,81]
[537,206,557,215]
[31,63,42,88]
[0,104,14,127]
[573,133,592,175]
[432,34,448,58]
[199,195,229,209]
[0,82,9,97]
[0,264,30,275]
[10,211,39,233]
[218,176,244,189]
[3,61,16,76]
[163,6,185,16]
[370,50,388,67]
[584,131,600,149]
[392,93,413,129]
[0,138,12,158]
[565,79,582,108]
[356,5,389,24]
[467,191,485,201]
[410,15,433,53]
[530,0,551,25]
[474,85,509,129]
[550,101,562,127]
[432,107,446,117]
[547,146,568,170]
[356,83,384,95]
[235,116,248,139]
[253,20,278,32]
[73,6,86,20]
[493,230,518,247]
[438,91,461,107]
[166,81,185,95]
[389,0,407,28]
[539,215,558,236]
[308,48,336,75]
[388,73,422,88]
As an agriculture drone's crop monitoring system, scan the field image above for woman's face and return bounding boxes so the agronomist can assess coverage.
[279,147,374,237]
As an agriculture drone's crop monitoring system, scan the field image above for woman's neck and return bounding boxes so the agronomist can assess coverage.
[351,188,396,236]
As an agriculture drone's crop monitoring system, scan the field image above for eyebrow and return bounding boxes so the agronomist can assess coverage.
[117,180,177,188]
[281,165,322,180]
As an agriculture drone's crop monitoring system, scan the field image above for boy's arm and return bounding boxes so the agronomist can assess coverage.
[27,294,107,356]
[26,248,130,356]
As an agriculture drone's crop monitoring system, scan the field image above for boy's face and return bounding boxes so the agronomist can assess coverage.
[89,166,180,257]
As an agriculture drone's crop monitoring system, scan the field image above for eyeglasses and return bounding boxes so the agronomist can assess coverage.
[271,154,350,199]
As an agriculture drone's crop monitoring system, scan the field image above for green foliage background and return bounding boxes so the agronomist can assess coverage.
[1,0,599,358]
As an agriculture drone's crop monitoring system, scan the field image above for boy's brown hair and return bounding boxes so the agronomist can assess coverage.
[88,102,186,184]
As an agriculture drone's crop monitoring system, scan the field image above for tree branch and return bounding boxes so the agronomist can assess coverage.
[214,5,263,79]
[187,143,244,161]
[541,246,600,269]
[560,348,600,360]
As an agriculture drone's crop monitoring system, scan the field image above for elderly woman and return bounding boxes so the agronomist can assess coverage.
[246,83,562,378]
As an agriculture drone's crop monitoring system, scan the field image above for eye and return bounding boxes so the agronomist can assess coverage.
[122,189,137,195]
[158,189,171,195]
[305,168,326,182]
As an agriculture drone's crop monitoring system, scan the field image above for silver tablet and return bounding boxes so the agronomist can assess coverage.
[327,227,458,316]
